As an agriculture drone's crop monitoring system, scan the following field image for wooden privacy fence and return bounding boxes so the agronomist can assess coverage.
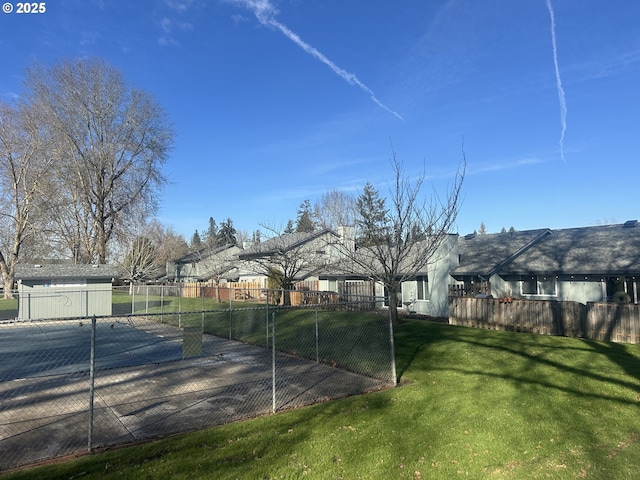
[448,282,491,298]
[171,281,375,308]
[449,297,640,344]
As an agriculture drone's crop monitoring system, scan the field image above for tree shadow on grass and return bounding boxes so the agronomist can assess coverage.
[435,322,640,401]
[393,318,450,383]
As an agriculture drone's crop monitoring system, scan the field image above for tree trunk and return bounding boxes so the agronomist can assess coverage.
[2,276,14,300]
[387,286,400,325]
[97,217,107,264]
[0,253,15,300]
[282,289,291,306]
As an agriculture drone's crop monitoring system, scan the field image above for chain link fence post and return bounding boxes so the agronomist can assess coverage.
[160,284,164,323]
[178,283,182,328]
[271,311,276,414]
[265,290,270,349]
[88,315,96,452]
[388,307,398,385]
[315,303,319,363]
[229,287,233,339]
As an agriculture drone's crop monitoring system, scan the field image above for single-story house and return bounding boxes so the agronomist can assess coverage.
[450,221,640,304]
[166,244,242,283]
[237,228,343,286]
[318,233,460,317]
[14,263,120,320]
[164,221,640,316]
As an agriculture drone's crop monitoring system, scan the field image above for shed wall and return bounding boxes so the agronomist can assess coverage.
[18,279,113,320]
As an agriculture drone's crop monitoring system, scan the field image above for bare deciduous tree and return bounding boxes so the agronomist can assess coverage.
[240,225,337,305]
[144,220,189,269]
[24,58,174,263]
[197,244,240,302]
[119,236,157,294]
[337,149,465,324]
[0,101,51,298]
[313,189,357,230]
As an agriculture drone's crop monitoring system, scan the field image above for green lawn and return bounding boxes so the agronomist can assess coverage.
[0,298,18,320]
[1,290,242,320]
[5,319,640,479]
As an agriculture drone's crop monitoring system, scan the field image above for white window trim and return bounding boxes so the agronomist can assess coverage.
[416,274,430,301]
[520,275,557,297]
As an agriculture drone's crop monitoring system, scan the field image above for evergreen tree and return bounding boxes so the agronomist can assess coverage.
[355,182,388,245]
[479,221,487,235]
[217,218,237,245]
[284,220,295,234]
[204,217,218,246]
[191,230,202,249]
[295,199,315,233]
[340,151,465,326]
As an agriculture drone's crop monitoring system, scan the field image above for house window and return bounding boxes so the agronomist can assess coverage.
[521,275,556,296]
[416,275,429,300]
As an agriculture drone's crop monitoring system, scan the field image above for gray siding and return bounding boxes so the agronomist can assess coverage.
[407,235,459,318]
[18,279,113,320]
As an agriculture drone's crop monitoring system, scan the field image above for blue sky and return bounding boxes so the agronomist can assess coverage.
[2,0,640,239]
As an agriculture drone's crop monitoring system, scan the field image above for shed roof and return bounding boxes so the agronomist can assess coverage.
[15,264,121,281]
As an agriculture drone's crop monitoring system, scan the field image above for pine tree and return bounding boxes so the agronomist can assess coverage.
[191,230,202,249]
[284,220,295,234]
[204,217,218,246]
[295,199,315,233]
[355,182,388,245]
[217,218,237,245]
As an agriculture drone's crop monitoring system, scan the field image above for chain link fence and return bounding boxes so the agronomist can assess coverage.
[0,287,395,471]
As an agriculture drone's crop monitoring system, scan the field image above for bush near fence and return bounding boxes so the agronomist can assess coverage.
[449,297,640,344]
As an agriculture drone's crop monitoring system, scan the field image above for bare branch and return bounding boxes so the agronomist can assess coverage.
[334,147,466,323]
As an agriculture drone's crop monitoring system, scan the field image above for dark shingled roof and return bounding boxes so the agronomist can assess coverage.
[14,264,121,280]
[503,223,640,276]
[172,244,238,264]
[451,229,551,277]
[239,229,339,259]
[452,222,640,277]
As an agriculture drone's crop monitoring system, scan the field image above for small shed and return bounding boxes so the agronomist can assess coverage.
[14,264,120,320]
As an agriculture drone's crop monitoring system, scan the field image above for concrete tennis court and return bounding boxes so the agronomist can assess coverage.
[0,318,390,471]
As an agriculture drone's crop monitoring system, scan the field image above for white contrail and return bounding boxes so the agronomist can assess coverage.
[231,0,404,121]
[546,0,567,165]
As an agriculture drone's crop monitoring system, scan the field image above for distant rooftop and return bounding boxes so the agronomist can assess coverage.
[14,264,121,280]
[452,221,640,277]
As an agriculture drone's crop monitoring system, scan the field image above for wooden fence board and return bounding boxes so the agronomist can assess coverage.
[449,297,640,345]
